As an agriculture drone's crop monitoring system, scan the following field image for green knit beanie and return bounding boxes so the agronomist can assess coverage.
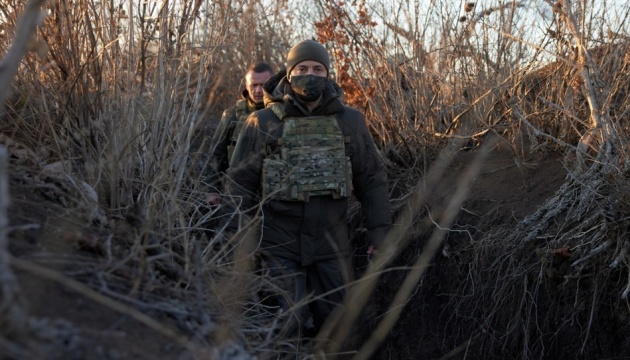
[286,39,330,75]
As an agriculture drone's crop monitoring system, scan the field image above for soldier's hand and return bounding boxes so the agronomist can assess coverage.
[206,193,222,205]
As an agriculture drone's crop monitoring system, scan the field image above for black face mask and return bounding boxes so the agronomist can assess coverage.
[290,75,328,102]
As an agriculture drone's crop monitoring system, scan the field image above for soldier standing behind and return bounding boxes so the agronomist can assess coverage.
[206,62,274,204]
[227,40,391,338]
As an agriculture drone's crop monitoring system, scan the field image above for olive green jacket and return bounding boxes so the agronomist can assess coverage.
[207,91,262,187]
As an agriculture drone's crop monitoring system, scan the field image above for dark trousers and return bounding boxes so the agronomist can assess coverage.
[264,255,347,337]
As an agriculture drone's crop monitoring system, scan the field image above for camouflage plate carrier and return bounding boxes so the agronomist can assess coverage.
[262,103,353,202]
[227,99,251,162]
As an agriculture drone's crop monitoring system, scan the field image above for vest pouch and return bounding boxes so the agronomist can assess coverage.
[262,156,291,200]
[261,114,353,202]
[227,100,251,163]
[231,121,245,143]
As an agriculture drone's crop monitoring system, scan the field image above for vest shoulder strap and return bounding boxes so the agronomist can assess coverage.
[267,102,286,120]
[235,99,248,112]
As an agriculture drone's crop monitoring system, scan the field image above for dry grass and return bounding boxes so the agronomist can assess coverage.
[1,0,630,359]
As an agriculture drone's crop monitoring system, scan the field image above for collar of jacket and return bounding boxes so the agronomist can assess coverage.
[263,68,346,117]
[283,91,344,117]
[240,89,265,111]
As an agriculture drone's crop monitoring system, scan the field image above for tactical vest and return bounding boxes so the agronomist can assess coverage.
[262,104,353,202]
[227,99,252,161]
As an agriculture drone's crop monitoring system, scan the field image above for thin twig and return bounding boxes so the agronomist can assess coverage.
[0,146,28,335]
[0,0,47,105]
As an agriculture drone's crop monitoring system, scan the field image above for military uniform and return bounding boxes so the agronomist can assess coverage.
[227,69,391,330]
[207,92,262,187]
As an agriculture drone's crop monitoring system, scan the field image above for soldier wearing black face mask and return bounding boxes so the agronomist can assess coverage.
[226,39,391,340]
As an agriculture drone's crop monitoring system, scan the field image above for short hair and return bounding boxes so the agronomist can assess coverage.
[248,61,274,75]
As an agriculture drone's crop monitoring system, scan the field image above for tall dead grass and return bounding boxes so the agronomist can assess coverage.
[1,0,292,357]
[308,0,630,359]
[2,0,630,358]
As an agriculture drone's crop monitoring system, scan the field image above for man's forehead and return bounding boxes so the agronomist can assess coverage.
[294,60,325,67]
[246,71,272,82]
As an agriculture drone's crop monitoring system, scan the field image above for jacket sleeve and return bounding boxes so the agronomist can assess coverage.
[224,113,265,225]
[207,108,236,186]
[347,110,392,248]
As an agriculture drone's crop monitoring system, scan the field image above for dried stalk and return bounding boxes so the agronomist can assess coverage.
[353,137,495,360]
[0,0,47,105]
[561,0,619,165]
[319,136,470,356]
[0,146,28,336]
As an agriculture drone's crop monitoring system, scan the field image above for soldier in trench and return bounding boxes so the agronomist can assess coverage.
[205,61,275,204]
[226,39,391,338]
